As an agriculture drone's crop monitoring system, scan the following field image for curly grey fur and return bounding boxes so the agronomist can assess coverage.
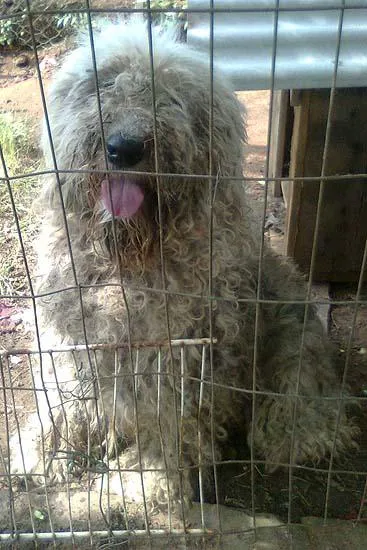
[11,22,357,508]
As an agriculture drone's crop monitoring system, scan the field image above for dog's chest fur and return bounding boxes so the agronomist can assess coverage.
[37,207,257,354]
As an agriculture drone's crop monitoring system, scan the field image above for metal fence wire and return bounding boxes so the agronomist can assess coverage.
[0,0,367,548]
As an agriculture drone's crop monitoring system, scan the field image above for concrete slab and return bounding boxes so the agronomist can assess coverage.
[3,488,365,549]
[302,516,367,550]
[0,490,314,549]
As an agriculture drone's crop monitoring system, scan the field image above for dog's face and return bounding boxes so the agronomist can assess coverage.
[43,25,246,269]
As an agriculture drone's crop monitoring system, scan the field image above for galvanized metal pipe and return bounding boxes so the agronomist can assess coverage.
[188,0,367,89]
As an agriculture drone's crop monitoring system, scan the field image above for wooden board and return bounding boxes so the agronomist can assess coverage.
[284,88,367,282]
[269,90,292,198]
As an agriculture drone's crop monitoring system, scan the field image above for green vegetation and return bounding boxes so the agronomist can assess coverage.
[0,113,36,174]
[0,0,87,49]
[0,1,189,49]
[0,114,40,294]
[145,0,188,30]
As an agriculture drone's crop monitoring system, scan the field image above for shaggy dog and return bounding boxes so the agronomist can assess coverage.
[12,22,356,508]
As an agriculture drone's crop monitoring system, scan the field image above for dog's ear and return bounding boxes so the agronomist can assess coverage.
[49,72,97,114]
[41,71,96,212]
[157,56,247,177]
[49,70,76,106]
[190,76,247,178]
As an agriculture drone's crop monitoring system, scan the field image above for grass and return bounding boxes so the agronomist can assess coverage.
[148,0,188,30]
[0,113,41,295]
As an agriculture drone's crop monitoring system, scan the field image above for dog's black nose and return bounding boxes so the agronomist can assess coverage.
[106,133,145,167]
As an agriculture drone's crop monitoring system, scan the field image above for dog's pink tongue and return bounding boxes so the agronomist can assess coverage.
[101,177,144,219]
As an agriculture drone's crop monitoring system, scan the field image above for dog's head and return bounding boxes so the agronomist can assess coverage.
[43,23,246,270]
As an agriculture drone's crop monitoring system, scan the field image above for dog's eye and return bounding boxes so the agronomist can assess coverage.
[103,80,115,89]
[160,95,181,109]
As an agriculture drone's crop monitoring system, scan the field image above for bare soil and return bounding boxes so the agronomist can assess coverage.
[0,30,366,535]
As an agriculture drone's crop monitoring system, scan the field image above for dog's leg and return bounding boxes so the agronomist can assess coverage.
[104,446,194,511]
[251,312,356,470]
[99,422,196,510]
[96,346,227,510]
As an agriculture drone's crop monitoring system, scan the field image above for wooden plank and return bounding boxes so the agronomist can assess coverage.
[269,90,289,197]
[284,90,311,254]
[285,88,367,282]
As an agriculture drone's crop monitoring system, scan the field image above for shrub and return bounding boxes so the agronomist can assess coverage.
[144,0,187,35]
[0,0,87,49]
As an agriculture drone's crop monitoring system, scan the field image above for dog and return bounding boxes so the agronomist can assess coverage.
[11,22,356,509]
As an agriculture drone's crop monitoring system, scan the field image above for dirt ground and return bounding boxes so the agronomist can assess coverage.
[0,24,367,538]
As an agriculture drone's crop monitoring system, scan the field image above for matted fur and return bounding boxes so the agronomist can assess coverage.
[11,22,356,508]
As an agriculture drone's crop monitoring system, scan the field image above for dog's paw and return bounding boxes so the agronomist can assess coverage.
[97,462,146,503]
[97,460,169,503]
[9,430,44,481]
[96,457,192,512]
[250,395,357,471]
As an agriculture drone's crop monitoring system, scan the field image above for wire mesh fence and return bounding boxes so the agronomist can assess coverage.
[0,0,367,548]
